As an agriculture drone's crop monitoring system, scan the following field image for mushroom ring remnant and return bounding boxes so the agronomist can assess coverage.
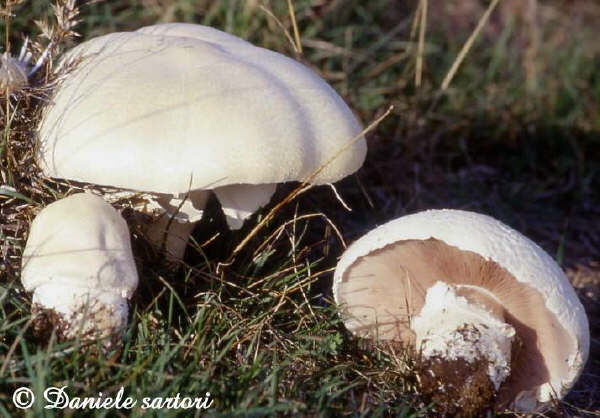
[21,193,138,347]
[37,23,367,261]
[333,209,589,412]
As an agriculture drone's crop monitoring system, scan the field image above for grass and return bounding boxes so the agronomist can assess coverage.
[1,0,599,416]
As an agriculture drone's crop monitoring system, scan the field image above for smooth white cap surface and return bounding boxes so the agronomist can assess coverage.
[38,23,366,194]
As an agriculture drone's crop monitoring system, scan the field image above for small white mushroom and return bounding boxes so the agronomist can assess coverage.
[21,193,138,347]
[333,209,589,412]
[1,38,52,94]
[0,53,28,92]
[37,23,366,261]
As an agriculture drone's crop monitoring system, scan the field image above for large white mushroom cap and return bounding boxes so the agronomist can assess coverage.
[333,209,589,411]
[37,23,366,229]
[21,193,138,345]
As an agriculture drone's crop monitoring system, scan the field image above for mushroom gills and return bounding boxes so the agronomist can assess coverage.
[412,281,516,390]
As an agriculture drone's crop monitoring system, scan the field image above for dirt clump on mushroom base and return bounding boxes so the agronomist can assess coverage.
[414,326,523,417]
[416,354,495,417]
[31,306,69,342]
[30,304,124,351]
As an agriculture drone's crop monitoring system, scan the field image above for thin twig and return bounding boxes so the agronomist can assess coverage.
[415,0,427,87]
[286,0,303,54]
[259,4,299,55]
[441,0,500,91]
[409,0,422,41]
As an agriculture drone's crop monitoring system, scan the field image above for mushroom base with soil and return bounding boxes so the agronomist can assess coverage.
[411,281,520,415]
[416,356,499,416]
[412,282,517,391]
[30,285,129,348]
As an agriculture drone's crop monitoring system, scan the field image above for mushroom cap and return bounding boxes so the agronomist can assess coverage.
[21,193,138,341]
[333,209,589,410]
[37,23,366,195]
[22,193,137,295]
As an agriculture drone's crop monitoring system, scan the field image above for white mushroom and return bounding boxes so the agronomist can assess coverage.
[21,193,138,347]
[333,209,589,412]
[37,23,366,260]
[1,38,52,94]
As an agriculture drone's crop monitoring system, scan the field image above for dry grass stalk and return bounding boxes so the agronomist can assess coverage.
[286,0,303,55]
[259,3,299,55]
[415,0,427,88]
[441,0,501,91]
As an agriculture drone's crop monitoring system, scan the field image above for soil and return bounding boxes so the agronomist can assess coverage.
[30,304,122,351]
[416,355,496,417]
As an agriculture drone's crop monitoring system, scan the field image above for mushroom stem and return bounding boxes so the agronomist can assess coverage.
[411,281,516,390]
[213,183,277,230]
[144,215,198,261]
[137,189,209,262]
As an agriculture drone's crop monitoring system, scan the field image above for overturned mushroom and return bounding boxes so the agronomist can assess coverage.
[37,23,366,260]
[21,193,138,347]
[333,209,589,413]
